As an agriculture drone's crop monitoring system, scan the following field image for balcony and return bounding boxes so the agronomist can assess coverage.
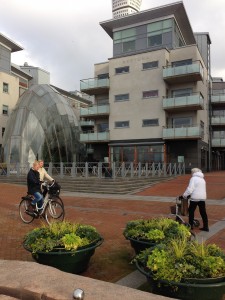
[163,93,204,111]
[163,61,204,84]
[163,125,203,140]
[80,131,110,143]
[80,104,109,118]
[211,138,225,147]
[80,77,109,95]
[211,116,225,126]
[80,120,95,127]
[211,94,225,106]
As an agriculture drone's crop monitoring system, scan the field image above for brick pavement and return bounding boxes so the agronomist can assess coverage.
[1,171,225,283]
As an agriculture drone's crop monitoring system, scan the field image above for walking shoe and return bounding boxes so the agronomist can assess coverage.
[199,227,209,232]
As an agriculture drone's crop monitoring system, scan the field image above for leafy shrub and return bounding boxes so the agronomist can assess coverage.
[23,221,102,253]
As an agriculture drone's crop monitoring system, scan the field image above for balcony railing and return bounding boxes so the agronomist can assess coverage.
[80,104,109,117]
[163,61,204,84]
[211,138,225,147]
[163,125,203,140]
[80,77,109,95]
[211,116,225,126]
[80,120,95,127]
[163,93,204,111]
[211,95,225,104]
[80,131,110,142]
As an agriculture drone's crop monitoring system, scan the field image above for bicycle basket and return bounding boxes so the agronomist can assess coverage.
[48,182,61,196]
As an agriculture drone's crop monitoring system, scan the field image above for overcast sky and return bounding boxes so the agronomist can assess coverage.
[1,0,225,91]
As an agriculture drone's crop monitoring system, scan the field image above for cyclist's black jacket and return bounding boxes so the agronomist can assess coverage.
[27,168,42,195]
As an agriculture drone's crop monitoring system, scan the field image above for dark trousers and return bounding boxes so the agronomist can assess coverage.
[189,200,208,229]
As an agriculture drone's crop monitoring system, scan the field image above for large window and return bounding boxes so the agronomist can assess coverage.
[2,105,8,115]
[172,59,192,67]
[115,94,129,102]
[147,19,172,48]
[143,90,158,99]
[172,88,192,97]
[115,121,129,128]
[172,117,192,128]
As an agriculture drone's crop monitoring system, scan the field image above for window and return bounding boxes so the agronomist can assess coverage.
[97,73,109,79]
[115,66,129,74]
[172,88,192,97]
[142,119,159,127]
[2,105,8,115]
[148,34,162,46]
[2,128,5,137]
[172,59,192,67]
[115,121,129,128]
[143,90,158,98]
[115,94,129,102]
[97,123,108,132]
[123,40,135,52]
[3,83,8,93]
[173,117,192,128]
[143,61,158,70]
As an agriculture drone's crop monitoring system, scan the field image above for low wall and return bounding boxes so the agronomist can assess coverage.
[0,260,171,300]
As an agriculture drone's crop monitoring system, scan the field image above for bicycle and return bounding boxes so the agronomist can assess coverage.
[42,180,64,208]
[19,191,65,225]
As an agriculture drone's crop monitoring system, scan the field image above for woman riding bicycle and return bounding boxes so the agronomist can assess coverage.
[27,161,43,209]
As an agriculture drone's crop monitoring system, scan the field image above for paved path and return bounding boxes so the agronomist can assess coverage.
[1,171,225,287]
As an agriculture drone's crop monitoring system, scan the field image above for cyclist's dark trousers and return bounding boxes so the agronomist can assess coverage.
[189,200,208,229]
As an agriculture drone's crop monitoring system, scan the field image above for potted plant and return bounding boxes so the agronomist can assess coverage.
[23,220,103,274]
[123,217,191,254]
[135,238,225,300]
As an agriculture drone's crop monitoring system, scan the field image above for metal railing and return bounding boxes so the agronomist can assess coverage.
[0,162,185,178]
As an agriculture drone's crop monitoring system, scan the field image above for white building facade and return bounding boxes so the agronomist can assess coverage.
[112,0,142,18]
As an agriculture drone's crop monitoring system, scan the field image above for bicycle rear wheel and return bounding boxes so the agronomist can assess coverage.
[45,200,64,225]
[19,199,35,224]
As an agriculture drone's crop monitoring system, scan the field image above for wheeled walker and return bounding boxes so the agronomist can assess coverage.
[170,195,200,228]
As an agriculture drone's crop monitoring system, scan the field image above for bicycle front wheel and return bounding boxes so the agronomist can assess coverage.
[50,195,64,207]
[45,200,65,225]
[19,199,35,224]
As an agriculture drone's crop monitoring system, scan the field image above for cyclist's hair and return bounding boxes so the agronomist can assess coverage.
[33,160,39,167]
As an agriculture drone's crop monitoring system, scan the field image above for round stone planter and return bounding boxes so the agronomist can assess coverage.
[24,238,103,274]
[136,260,225,300]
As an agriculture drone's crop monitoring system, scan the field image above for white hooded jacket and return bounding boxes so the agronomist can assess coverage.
[183,171,206,201]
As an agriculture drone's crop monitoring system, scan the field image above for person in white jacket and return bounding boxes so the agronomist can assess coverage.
[38,160,54,182]
[183,168,209,232]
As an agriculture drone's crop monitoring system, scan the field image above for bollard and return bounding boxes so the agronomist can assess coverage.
[73,288,84,300]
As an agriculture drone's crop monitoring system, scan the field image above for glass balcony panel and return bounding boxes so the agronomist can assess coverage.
[80,120,95,126]
[80,131,109,142]
[80,104,109,116]
[80,78,109,90]
[211,117,225,125]
[163,94,203,109]
[163,126,202,139]
[211,138,225,147]
[163,61,203,82]
[211,95,225,104]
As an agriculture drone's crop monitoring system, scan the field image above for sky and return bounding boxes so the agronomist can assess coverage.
[1,0,225,92]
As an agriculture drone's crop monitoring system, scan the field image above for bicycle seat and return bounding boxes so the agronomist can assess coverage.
[22,195,34,201]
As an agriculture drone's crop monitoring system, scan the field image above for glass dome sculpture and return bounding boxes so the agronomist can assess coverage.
[2,84,83,164]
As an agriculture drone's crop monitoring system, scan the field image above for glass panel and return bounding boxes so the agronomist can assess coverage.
[173,117,192,128]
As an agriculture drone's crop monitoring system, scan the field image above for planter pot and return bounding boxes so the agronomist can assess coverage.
[24,238,103,274]
[126,236,156,254]
[136,260,225,300]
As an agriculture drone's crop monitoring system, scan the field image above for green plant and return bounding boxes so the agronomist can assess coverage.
[23,221,102,253]
[135,238,225,283]
[123,218,191,243]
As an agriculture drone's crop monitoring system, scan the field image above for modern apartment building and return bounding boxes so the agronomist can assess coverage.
[0,33,32,153]
[80,2,211,172]
[211,77,225,170]
[112,0,142,18]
